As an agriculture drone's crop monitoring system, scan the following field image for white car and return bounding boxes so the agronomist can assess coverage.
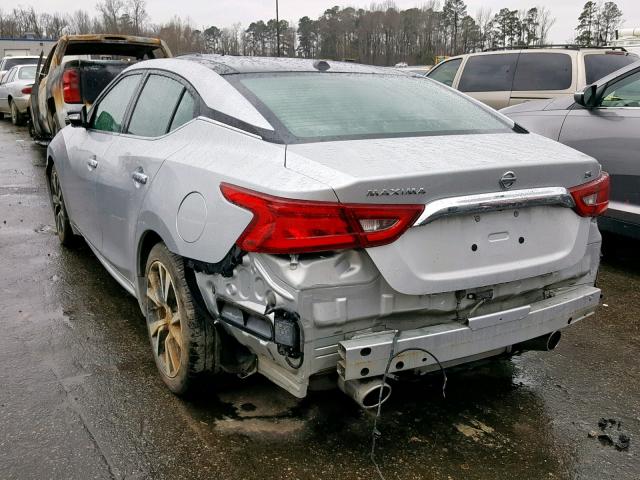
[47,56,608,408]
[0,55,39,81]
[0,64,36,125]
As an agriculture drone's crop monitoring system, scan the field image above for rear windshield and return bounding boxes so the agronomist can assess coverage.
[4,58,38,69]
[234,73,512,143]
[584,53,639,84]
[18,66,36,80]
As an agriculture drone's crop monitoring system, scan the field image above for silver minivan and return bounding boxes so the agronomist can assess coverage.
[427,47,639,109]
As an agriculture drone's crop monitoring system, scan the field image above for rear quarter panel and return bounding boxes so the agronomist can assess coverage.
[134,119,338,277]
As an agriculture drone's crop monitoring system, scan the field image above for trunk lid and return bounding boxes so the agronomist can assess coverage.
[286,132,600,295]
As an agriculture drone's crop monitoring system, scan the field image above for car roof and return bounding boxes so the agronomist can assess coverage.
[1,56,39,60]
[176,54,396,75]
[447,47,636,61]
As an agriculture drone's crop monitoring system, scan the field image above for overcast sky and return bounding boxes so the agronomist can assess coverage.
[3,0,640,43]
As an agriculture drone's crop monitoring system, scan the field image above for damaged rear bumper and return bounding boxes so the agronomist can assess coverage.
[338,285,600,381]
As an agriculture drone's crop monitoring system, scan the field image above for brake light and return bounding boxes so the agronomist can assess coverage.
[569,172,610,217]
[220,183,424,254]
[21,86,32,94]
[62,68,81,104]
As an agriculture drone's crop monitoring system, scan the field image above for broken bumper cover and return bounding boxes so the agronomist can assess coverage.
[338,285,600,381]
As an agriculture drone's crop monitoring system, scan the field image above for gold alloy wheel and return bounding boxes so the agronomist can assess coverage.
[146,261,183,378]
[49,168,66,236]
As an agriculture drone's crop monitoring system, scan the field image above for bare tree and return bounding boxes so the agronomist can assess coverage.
[127,0,148,35]
[70,10,93,34]
[538,6,556,45]
[96,0,125,33]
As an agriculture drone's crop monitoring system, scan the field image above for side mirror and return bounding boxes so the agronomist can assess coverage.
[574,84,598,109]
[67,106,87,128]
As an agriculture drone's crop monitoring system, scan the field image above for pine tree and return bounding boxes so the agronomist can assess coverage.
[598,2,623,45]
[576,1,598,46]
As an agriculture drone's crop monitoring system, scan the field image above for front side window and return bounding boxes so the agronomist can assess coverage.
[600,70,640,108]
[427,58,462,87]
[128,74,185,137]
[235,72,512,142]
[458,54,519,92]
[91,74,141,133]
[513,53,572,91]
[585,53,639,84]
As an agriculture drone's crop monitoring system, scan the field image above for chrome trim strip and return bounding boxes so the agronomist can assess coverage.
[413,187,575,226]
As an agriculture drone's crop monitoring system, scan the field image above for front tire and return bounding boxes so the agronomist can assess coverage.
[144,243,216,395]
[48,164,76,247]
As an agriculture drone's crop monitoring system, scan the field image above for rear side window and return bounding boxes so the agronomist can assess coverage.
[427,59,462,87]
[169,91,196,131]
[18,66,36,80]
[585,53,639,84]
[459,54,518,92]
[128,74,185,137]
[92,74,141,133]
[513,53,572,91]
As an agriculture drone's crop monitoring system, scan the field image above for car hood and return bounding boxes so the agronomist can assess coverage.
[285,132,600,205]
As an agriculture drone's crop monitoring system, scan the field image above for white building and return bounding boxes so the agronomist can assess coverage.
[0,37,56,58]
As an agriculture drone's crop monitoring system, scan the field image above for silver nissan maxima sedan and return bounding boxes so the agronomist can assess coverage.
[47,56,608,408]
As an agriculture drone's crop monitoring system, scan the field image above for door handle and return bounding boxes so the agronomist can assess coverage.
[87,158,98,169]
[132,170,148,185]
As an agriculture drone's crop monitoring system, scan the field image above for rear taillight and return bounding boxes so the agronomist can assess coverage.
[62,68,81,104]
[220,183,424,254]
[569,172,610,217]
[21,86,32,94]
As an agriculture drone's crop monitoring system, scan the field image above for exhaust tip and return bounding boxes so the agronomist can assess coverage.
[514,331,563,353]
[547,331,561,351]
[361,383,392,409]
[339,377,393,409]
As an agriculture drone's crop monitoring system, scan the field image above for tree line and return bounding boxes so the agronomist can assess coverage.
[0,0,627,65]
[575,1,624,46]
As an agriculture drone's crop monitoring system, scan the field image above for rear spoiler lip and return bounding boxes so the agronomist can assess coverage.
[413,187,575,226]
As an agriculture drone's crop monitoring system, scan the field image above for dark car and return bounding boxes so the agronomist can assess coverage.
[502,61,640,239]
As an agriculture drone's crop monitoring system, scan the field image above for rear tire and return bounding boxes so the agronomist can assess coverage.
[48,164,76,247]
[144,243,217,395]
[10,100,24,126]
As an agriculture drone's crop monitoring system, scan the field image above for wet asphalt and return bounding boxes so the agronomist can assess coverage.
[0,118,638,480]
